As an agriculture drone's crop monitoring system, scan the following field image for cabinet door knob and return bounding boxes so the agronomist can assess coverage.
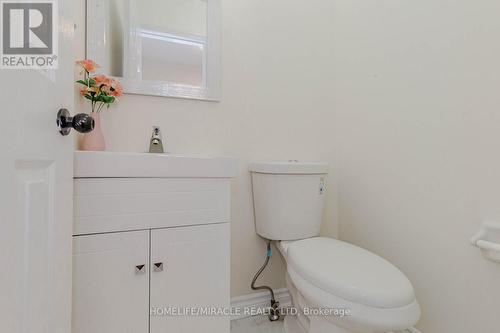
[135,265,146,274]
[153,262,164,272]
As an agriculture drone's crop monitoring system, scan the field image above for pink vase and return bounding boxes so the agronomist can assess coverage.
[81,112,105,151]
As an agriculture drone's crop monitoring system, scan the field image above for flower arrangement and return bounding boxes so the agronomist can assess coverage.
[76,59,123,113]
[76,59,123,151]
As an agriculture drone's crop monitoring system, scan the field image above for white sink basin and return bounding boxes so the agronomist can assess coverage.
[74,151,238,178]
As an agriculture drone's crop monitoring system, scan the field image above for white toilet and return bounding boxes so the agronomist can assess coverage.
[249,162,421,333]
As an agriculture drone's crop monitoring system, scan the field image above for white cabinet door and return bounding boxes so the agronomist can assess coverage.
[150,223,230,333]
[0,2,74,332]
[72,231,150,333]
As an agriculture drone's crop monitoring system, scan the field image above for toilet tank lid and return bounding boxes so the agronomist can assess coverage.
[249,161,329,175]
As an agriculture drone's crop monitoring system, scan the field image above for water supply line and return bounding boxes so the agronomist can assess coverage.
[251,240,280,321]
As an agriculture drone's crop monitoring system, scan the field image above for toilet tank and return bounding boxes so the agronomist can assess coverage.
[249,162,328,241]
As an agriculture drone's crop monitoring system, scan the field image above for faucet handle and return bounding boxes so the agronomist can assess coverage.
[149,126,165,153]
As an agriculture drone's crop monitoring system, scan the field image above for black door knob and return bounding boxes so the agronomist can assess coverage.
[57,108,95,136]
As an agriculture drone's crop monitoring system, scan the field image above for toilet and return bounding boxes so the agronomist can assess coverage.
[249,162,421,333]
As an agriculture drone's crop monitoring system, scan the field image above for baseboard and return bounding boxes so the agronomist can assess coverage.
[230,288,291,320]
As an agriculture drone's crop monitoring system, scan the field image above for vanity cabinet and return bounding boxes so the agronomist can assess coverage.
[72,224,229,333]
[150,224,229,333]
[71,152,237,333]
[72,231,150,333]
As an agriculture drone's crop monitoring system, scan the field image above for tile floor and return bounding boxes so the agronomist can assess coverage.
[230,316,418,333]
[231,316,285,333]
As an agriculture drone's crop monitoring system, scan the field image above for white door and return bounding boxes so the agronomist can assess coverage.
[150,224,230,333]
[72,231,150,333]
[0,1,75,333]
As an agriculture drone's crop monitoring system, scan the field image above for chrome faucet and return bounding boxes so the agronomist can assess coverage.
[149,126,164,153]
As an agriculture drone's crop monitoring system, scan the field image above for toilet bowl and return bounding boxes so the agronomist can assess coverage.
[278,239,420,333]
[249,162,421,333]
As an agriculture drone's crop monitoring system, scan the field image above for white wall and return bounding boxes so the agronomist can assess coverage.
[75,0,500,329]
[332,1,500,332]
[74,0,337,297]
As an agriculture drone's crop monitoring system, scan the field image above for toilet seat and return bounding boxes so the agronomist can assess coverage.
[285,237,416,309]
[286,266,421,332]
[281,237,421,332]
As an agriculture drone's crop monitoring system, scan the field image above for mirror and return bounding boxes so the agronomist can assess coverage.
[86,0,221,101]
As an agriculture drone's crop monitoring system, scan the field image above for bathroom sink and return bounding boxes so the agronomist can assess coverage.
[74,151,238,178]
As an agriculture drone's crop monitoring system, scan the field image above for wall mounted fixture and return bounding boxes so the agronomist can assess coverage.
[471,221,500,262]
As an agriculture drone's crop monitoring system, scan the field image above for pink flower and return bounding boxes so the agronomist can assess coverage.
[95,76,123,97]
[109,79,123,97]
[93,74,112,86]
[79,86,98,96]
[76,59,100,73]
